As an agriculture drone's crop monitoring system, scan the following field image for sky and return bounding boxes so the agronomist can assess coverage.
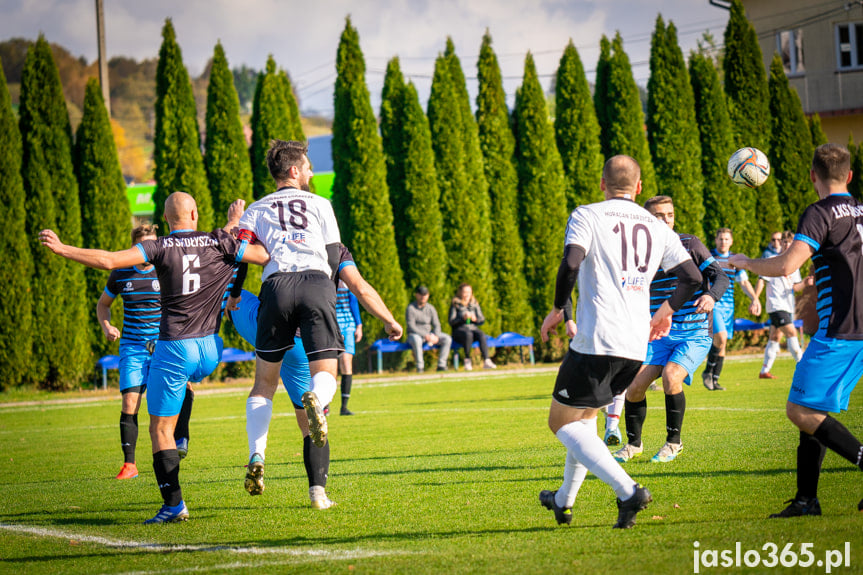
[0,0,730,117]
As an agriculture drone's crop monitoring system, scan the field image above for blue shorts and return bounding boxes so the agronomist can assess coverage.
[713,305,735,338]
[340,326,356,355]
[147,335,223,417]
[644,331,713,385]
[119,342,151,392]
[789,336,863,413]
[229,289,311,408]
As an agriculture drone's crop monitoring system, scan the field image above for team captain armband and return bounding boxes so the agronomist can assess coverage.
[237,229,257,243]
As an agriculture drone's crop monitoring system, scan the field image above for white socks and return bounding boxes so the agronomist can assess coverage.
[787,336,803,362]
[555,417,637,501]
[556,449,589,509]
[606,392,625,432]
[311,371,338,407]
[246,396,272,459]
[762,340,780,373]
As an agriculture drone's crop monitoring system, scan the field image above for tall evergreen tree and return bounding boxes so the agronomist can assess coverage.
[808,114,828,148]
[19,36,90,387]
[380,57,409,279]
[399,82,449,310]
[723,0,781,253]
[768,53,817,230]
[152,19,213,232]
[76,78,132,358]
[205,42,254,219]
[250,56,305,200]
[513,53,569,339]
[689,51,744,242]
[554,39,604,211]
[0,64,32,388]
[475,31,532,336]
[647,17,705,237]
[428,38,497,333]
[204,42,258,359]
[331,17,406,339]
[593,33,657,201]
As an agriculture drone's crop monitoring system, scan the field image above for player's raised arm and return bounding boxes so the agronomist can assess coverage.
[339,265,403,341]
[729,240,814,278]
[40,229,145,270]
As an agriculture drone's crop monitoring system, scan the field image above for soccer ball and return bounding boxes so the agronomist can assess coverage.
[727,147,770,188]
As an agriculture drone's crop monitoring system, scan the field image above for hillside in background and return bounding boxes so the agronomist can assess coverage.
[0,38,331,181]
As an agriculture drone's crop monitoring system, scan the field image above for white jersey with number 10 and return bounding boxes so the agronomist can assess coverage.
[565,197,690,361]
[239,187,341,281]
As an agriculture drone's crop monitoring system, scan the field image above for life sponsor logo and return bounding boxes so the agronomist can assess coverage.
[621,274,648,293]
[280,231,307,244]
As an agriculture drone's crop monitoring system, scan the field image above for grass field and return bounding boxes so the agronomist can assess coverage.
[1,355,861,574]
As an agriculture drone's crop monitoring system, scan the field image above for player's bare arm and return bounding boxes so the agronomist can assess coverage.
[40,229,145,270]
[96,292,121,342]
[729,240,814,278]
[340,265,403,341]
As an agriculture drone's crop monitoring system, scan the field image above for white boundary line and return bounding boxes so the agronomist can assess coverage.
[0,523,413,560]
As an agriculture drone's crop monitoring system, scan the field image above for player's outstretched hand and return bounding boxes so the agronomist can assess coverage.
[649,313,672,341]
[226,294,241,311]
[385,321,403,341]
[225,199,246,235]
[39,229,64,254]
[728,253,749,270]
[541,309,564,343]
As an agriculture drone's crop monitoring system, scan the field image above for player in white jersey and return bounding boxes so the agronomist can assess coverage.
[237,140,342,453]
[538,155,702,529]
[753,230,811,378]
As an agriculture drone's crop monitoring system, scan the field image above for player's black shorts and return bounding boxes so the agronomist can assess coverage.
[553,349,641,409]
[256,271,344,363]
[768,310,793,328]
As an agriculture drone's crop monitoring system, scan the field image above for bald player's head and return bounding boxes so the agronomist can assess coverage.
[163,192,198,230]
[601,155,642,198]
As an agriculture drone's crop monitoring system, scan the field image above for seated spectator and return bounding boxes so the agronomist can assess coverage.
[448,283,495,371]
[406,285,452,373]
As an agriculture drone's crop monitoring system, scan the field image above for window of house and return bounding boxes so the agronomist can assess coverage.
[836,22,863,70]
[778,29,804,75]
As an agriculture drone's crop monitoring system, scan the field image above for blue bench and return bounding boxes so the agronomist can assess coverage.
[368,332,535,373]
[95,347,256,389]
[734,318,803,331]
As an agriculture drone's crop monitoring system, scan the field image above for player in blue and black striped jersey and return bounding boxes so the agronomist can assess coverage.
[700,227,760,390]
[732,144,863,517]
[612,196,729,465]
[98,225,194,480]
[41,192,270,524]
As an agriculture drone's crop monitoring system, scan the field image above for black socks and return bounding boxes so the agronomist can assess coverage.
[796,430,827,500]
[664,392,685,444]
[341,374,352,410]
[174,387,194,441]
[303,435,330,488]
[152,449,182,506]
[624,399,647,448]
[813,416,863,470]
[120,412,138,464]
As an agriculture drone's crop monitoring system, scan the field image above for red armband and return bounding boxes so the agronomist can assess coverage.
[237,229,257,243]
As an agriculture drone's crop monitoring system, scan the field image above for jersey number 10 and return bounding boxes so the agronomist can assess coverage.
[612,221,653,273]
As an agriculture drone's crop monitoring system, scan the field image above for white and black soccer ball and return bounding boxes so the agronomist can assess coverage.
[727,147,770,188]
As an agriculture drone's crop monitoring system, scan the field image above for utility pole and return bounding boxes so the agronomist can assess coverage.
[95,0,110,115]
